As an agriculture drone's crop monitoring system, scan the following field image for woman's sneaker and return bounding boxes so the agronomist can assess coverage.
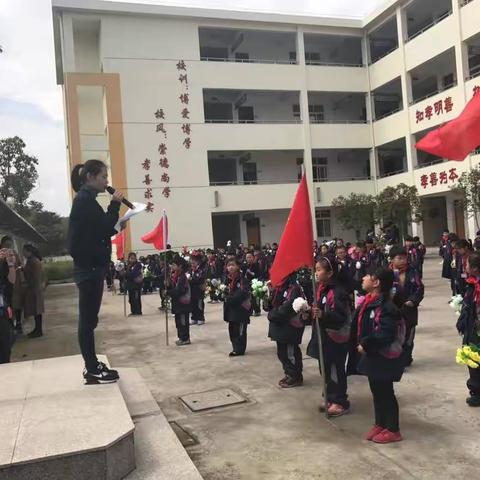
[83,362,119,384]
[372,429,402,444]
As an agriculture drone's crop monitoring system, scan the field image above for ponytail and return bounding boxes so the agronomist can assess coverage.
[23,244,42,261]
[71,159,107,193]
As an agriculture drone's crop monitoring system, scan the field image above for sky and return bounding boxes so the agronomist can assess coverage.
[0,0,387,216]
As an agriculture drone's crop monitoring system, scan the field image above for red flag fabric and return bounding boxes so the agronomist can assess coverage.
[112,230,125,260]
[141,212,168,250]
[416,92,480,161]
[269,175,314,287]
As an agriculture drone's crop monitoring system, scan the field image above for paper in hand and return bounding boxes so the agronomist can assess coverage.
[114,202,147,232]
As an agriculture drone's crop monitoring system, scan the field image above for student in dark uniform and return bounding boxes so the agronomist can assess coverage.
[264,273,308,388]
[348,267,405,444]
[350,241,368,295]
[308,257,351,417]
[454,240,472,296]
[166,256,192,346]
[413,236,426,277]
[223,258,251,356]
[456,252,480,407]
[366,238,381,270]
[0,248,16,364]
[206,249,221,303]
[125,252,143,316]
[242,251,261,316]
[404,235,420,272]
[388,245,424,367]
[189,252,207,325]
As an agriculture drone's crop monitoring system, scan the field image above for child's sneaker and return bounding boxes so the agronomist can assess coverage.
[279,376,303,388]
[175,339,191,346]
[466,395,480,407]
[327,403,349,417]
[190,320,198,326]
[83,362,119,384]
[372,429,402,444]
[365,425,384,441]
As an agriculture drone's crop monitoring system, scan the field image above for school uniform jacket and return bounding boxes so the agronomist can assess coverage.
[167,273,191,315]
[456,279,480,345]
[190,264,207,299]
[391,267,424,327]
[223,274,251,324]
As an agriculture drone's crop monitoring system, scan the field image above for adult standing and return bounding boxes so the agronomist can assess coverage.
[125,252,143,316]
[0,248,16,363]
[22,245,45,338]
[68,159,126,384]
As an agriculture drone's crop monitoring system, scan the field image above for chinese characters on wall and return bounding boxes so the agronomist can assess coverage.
[416,96,453,124]
[177,59,192,151]
[420,167,459,190]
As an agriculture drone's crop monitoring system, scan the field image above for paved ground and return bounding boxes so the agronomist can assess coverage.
[11,256,480,480]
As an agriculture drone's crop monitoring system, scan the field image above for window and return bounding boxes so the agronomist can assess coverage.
[309,104,324,123]
[289,51,297,62]
[235,52,250,62]
[316,210,332,238]
[293,104,301,119]
[443,73,454,89]
[305,51,321,64]
[312,157,328,182]
[242,162,257,184]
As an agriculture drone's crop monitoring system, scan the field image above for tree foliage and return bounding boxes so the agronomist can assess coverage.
[451,167,480,230]
[332,193,376,232]
[0,136,39,205]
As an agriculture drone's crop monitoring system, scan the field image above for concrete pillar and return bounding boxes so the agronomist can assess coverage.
[61,14,76,72]
[467,215,478,240]
[412,220,424,240]
[446,196,456,233]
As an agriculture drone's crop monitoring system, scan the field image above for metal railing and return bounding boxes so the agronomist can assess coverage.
[200,56,297,65]
[368,45,399,65]
[406,10,453,42]
[409,81,457,106]
[414,158,445,169]
[209,180,300,186]
[305,60,364,67]
[373,107,403,122]
[310,119,369,124]
[467,64,480,80]
[377,169,407,179]
[205,119,303,124]
[314,176,372,182]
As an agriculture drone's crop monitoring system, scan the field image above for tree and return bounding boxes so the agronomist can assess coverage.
[451,166,480,231]
[0,136,39,205]
[375,183,421,241]
[332,193,376,237]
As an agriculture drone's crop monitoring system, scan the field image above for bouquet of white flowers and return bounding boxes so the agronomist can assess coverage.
[251,279,269,300]
[449,294,463,316]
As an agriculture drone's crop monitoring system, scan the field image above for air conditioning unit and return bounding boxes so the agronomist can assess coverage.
[213,190,219,208]
[316,187,321,203]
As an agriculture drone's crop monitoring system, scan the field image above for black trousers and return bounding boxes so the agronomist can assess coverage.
[276,342,303,380]
[128,287,142,314]
[323,337,349,407]
[252,296,261,315]
[0,316,12,364]
[404,324,416,365]
[467,367,480,397]
[229,322,248,354]
[368,377,400,432]
[191,296,205,322]
[175,313,190,341]
[33,314,43,334]
[77,272,105,372]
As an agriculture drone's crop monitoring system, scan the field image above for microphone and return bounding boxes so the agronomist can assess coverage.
[106,186,135,209]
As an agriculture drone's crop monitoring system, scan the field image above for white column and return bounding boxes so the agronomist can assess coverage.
[446,196,456,232]
[61,14,76,72]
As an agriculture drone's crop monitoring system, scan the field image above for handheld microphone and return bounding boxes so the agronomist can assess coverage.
[106,186,135,209]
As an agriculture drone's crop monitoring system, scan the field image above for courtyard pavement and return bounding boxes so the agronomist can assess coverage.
[11,255,480,480]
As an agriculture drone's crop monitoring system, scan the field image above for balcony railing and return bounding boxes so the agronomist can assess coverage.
[200,56,297,65]
[373,107,403,122]
[377,169,407,179]
[209,179,300,186]
[414,158,445,169]
[467,64,480,80]
[310,119,369,124]
[205,119,302,124]
[409,81,457,106]
[305,60,364,67]
[314,176,372,182]
[406,10,453,42]
[368,45,399,65]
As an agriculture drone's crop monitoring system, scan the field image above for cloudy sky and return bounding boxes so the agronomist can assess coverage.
[0,0,387,216]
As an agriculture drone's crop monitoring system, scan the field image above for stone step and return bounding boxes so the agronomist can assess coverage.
[0,355,135,480]
[117,368,203,480]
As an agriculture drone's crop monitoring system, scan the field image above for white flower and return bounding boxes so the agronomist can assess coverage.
[186,273,191,280]
[211,279,219,287]
[292,297,309,313]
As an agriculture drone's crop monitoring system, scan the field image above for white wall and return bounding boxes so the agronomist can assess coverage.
[308,92,367,122]
[73,24,100,72]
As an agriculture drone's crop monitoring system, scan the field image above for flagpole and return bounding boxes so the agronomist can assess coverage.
[163,209,169,346]
[122,229,127,318]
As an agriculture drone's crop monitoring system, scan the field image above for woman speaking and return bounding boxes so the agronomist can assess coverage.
[68,159,126,384]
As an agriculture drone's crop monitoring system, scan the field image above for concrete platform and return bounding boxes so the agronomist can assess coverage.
[0,355,135,480]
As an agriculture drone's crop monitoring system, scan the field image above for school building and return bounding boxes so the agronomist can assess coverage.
[52,0,480,252]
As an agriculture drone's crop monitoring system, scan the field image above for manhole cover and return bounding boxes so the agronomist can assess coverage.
[180,388,247,412]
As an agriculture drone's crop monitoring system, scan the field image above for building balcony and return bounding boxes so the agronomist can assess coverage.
[409,85,462,134]
[305,65,368,92]
[310,123,372,149]
[376,171,412,190]
[465,76,480,100]
[373,109,408,146]
[368,15,399,65]
[461,0,480,40]
[313,179,375,206]
[368,48,402,91]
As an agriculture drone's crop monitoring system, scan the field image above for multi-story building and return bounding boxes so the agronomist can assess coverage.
[52,0,480,252]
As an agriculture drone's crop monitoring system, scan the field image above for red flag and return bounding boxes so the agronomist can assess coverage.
[269,175,314,287]
[141,211,168,250]
[112,230,125,259]
[416,92,480,161]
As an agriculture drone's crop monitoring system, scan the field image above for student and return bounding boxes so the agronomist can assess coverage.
[206,249,221,303]
[242,251,261,316]
[348,267,405,444]
[190,252,207,325]
[307,257,351,417]
[223,258,251,356]
[456,252,480,407]
[413,236,426,277]
[264,272,308,388]
[167,256,192,346]
[335,245,354,296]
[454,240,472,297]
[474,231,480,252]
[350,241,368,295]
[404,235,420,272]
[0,248,16,364]
[388,245,424,367]
[366,238,381,270]
[125,252,143,316]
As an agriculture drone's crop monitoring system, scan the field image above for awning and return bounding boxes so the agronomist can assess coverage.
[0,198,46,244]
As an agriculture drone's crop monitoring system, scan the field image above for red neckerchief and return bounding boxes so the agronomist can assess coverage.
[171,271,180,286]
[316,282,327,303]
[228,272,240,292]
[462,254,469,273]
[357,293,379,342]
[466,276,480,306]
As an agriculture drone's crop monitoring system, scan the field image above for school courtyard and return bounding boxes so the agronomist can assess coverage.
[11,254,480,480]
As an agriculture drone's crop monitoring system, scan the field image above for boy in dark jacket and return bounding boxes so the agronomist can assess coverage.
[223,258,251,356]
[454,240,472,296]
[189,252,207,325]
[166,256,192,346]
[242,251,261,316]
[348,267,405,444]
[456,252,480,407]
[264,273,308,388]
[388,245,424,367]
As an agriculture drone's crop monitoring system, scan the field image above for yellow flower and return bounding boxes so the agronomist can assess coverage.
[466,359,479,369]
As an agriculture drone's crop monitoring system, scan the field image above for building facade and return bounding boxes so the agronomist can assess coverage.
[52,0,480,252]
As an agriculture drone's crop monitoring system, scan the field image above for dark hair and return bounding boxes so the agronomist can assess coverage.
[356,241,366,249]
[389,244,407,259]
[227,257,242,267]
[172,255,188,270]
[71,159,107,193]
[371,267,394,294]
[405,235,414,242]
[336,245,346,251]
[0,236,13,248]
[448,233,459,242]
[128,252,137,260]
[316,256,334,274]
[23,244,42,261]
[413,236,420,242]
[468,252,480,272]
[456,239,470,250]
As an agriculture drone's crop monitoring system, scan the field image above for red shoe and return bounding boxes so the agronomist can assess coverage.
[372,429,403,444]
[327,403,349,417]
[365,425,384,441]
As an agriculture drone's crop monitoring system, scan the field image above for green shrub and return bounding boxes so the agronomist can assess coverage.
[44,260,74,283]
